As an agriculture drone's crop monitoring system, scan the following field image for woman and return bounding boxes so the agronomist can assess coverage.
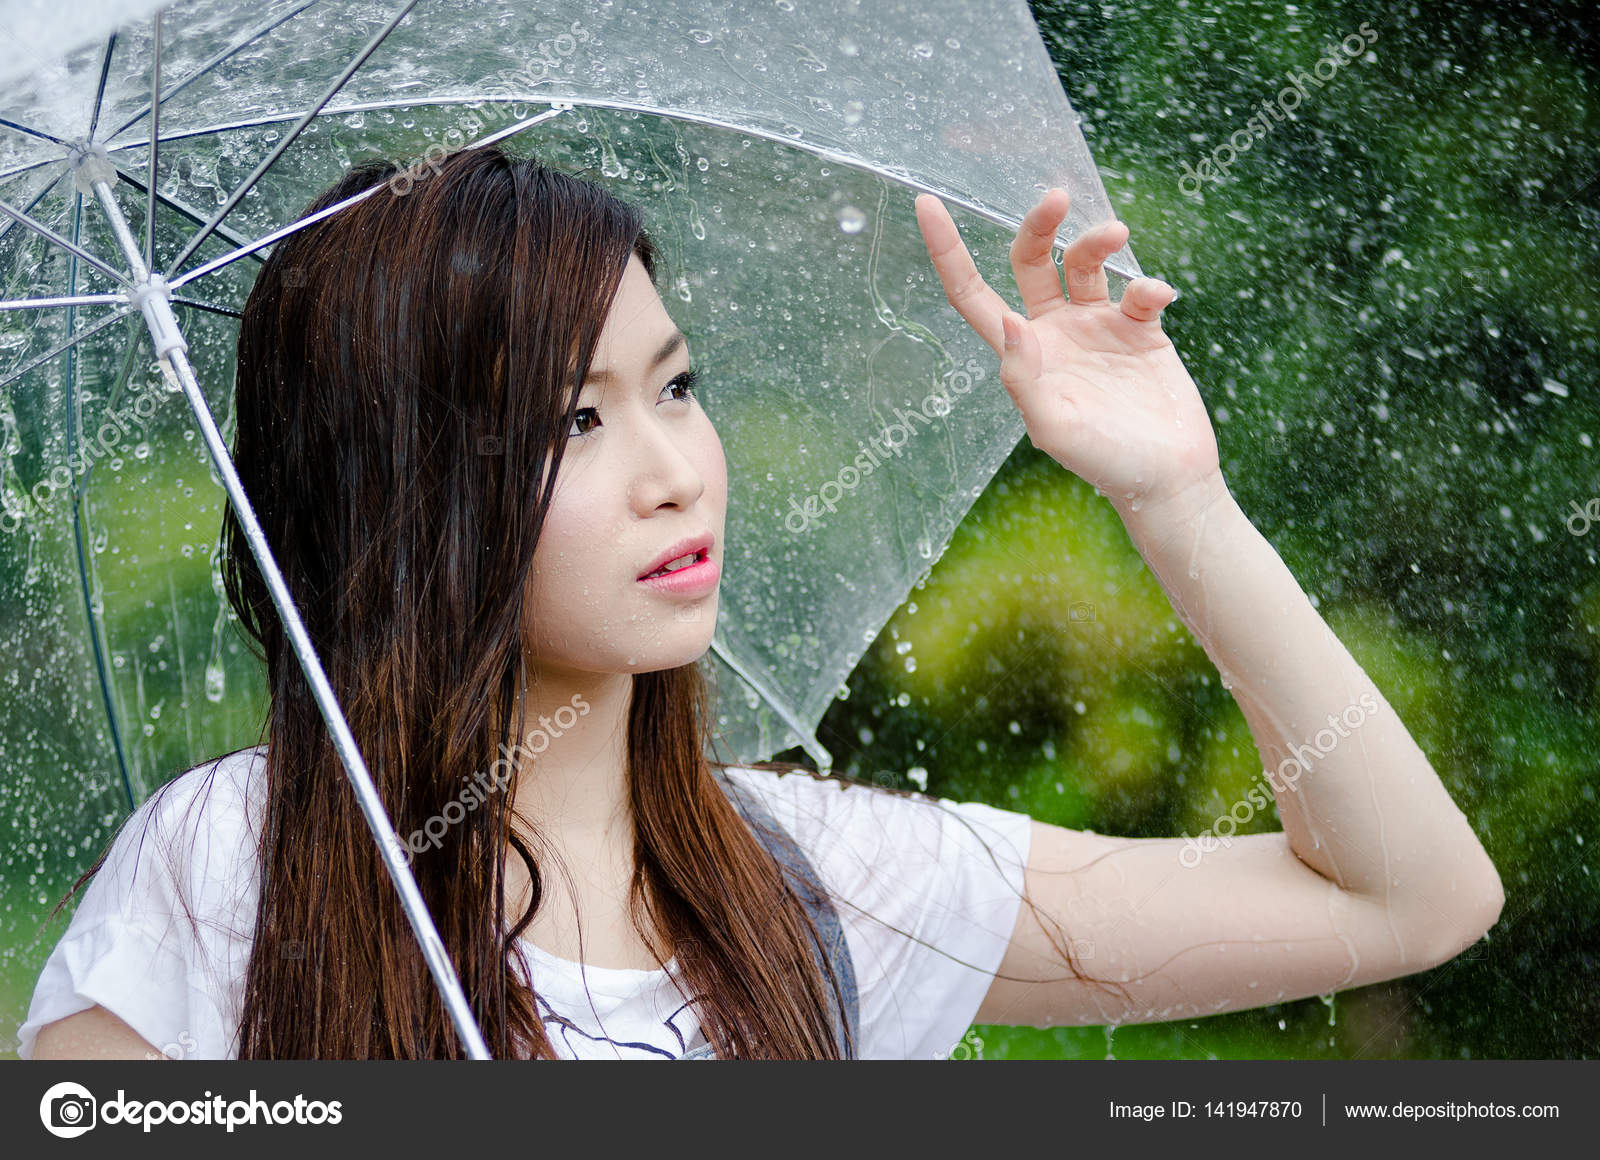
[19,145,1502,1060]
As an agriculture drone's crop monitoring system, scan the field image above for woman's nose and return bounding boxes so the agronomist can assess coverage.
[629,415,706,514]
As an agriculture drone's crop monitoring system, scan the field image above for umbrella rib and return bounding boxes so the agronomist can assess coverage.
[64,186,138,813]
[0,294,125,311]
[88,34,119,141]
[0,309,133,393]
[171,295,243,319]
[112,166,264,267]
[166,0,423,277]
[708,638,835,772]
[168,181,387,290]
[165,105,572,291]
[144,12,160,274]
[0,117,69,147]
[0,169,64,250]
[105,1,322,142]
[0,198,134,289]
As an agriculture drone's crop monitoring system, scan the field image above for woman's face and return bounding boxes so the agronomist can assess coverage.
[522,254,727,680]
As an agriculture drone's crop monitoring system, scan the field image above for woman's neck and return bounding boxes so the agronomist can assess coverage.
[505,668,633,847]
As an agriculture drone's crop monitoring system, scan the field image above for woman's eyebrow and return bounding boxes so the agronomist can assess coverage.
[583,330,686,385]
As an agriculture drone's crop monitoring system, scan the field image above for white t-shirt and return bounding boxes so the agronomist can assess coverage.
[16,746,1032,1060]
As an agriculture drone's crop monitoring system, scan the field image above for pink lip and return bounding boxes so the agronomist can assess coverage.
[636,552,720,596]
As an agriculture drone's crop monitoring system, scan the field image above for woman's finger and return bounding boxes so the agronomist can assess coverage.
[1119,276,1177,323]
[1061,219,1130,307]
[915,193,1012,352]
[1009,188,1071,319]
[998,309,1044,403]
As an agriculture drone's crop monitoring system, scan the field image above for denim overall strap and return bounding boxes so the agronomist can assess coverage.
[676,771,861,1059]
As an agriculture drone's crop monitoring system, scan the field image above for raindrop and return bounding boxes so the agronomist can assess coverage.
[841,100,864,126]
[774,0,794,10]
[696,156,709,171]
[689,29,713,45]
[204,662,226,703]
[837,35,859,56]
[133,442,151,460]
[837,206,866,234]
[912,42,934,59]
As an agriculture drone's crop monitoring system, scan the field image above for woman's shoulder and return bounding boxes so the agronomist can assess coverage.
[98,745,269,919]
[140,745,268,847]
[713,761,1033,884]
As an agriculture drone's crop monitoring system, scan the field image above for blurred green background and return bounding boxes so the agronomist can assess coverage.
[2,0,1595,1059]
[795,0,1599,1059]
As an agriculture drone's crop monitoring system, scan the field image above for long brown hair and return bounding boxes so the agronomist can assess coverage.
[50,145,1105,1059]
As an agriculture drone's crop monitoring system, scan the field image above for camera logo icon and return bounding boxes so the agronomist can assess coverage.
[39,1081,97,1138]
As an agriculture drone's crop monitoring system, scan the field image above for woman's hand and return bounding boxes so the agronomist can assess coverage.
[914,188,1220,512]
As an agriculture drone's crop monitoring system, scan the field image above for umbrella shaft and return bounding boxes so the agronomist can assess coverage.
[79,173,493,1061]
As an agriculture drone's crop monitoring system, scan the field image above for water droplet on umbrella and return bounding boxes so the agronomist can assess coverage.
[838,35,859,56]
[689,28,713,44]
[837,206,866,234]
[205,663,226,703]
[841,100,864,126]
[133,442,151,460]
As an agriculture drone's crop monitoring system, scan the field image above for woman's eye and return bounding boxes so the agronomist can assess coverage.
[663,368,701,403]
[568,407,601,438]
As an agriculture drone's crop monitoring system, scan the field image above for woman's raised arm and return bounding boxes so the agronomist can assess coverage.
[914,190,1503,1029]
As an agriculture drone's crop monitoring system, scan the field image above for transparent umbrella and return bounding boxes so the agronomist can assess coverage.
[0,0,1142,1057]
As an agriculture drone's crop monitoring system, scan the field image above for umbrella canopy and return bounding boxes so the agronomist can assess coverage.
[0,0,1140,1055]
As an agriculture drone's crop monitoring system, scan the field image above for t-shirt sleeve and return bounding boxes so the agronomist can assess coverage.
[15,753,261,1060]
[724,766,1033,1060]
